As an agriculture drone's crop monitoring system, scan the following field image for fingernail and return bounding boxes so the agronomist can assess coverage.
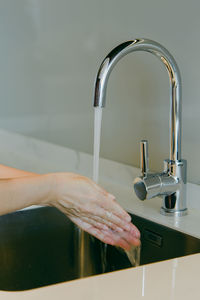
[135,231,140,238]
[131,227,140,238]
[125,214,131,222]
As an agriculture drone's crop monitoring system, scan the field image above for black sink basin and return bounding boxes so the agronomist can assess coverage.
[0,206,199,291]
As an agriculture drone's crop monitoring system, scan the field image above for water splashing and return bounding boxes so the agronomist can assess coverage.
[125,245,141,267]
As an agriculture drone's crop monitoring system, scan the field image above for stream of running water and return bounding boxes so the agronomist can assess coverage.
[93,107,141,267]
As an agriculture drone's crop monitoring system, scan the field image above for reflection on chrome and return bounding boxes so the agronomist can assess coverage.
[93,39,187,217]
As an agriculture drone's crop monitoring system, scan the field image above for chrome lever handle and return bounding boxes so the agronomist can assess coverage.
[140,140,149,177]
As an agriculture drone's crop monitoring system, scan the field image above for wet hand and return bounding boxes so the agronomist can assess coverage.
[45,173,140,250]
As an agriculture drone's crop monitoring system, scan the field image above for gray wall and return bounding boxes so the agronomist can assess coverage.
[0,0,200,183]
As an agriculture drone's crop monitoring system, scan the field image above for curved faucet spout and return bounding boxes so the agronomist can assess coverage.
[93,38,182,162]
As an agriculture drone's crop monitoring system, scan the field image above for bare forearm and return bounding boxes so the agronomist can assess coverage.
[0,174,52,215]
[0,164,37,178]
[0,166,140,249]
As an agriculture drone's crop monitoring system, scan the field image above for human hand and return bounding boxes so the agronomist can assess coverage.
[45,173,140,250]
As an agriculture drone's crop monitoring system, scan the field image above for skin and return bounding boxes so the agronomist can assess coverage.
[0,164,140,250]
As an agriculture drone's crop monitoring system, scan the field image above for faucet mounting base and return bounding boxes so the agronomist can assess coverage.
[160,207,188,217]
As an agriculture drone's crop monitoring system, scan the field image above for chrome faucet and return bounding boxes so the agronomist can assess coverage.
[93,39,187,216]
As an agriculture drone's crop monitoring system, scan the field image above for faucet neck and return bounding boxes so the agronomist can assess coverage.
[93,39,182,162]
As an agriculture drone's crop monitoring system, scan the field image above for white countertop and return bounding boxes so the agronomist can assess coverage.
[1,129,199,238]
[0,253,199,300]
[0,129,199,299]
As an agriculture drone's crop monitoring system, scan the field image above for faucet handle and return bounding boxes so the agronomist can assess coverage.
[140,140,149,177]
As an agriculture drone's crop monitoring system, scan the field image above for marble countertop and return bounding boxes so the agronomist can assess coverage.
[0,129,199,299]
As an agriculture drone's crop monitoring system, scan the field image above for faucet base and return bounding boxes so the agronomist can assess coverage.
[160,207,188,217]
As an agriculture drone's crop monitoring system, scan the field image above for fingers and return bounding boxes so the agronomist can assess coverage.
[90,215,124,233]
[69,215,116,246]
[73,214,140,249]
[56,197,140,240]
[68,213,140,250]
[98,192,131,222]
[109,232,131,250]
[81,214,141,245]
[89,214,140,240]
[95,192,140,239]
[129,222,141,239]
[85,204,133,233]
[54,202,139,250]
[77,215,110,231]
[54,202,110,232]
[72,216,133,250]
[116,229,141,247]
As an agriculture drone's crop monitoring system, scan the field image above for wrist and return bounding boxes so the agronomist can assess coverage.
[36,173,57,206]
